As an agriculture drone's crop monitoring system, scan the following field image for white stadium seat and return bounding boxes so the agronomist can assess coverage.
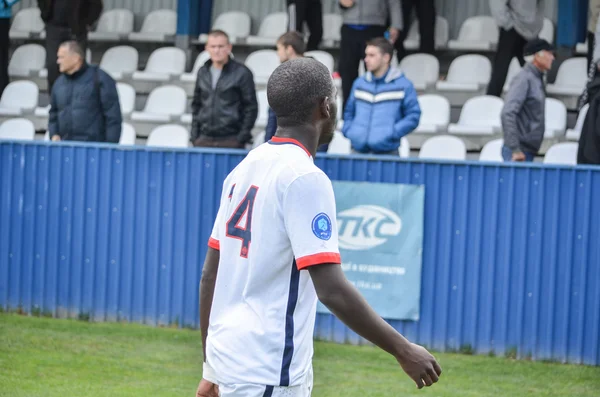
[447,16,498,51]
[130,85,187,137]
[448,95,504,136]
[99,46,139,81]
[328,131,352,154]
[116,83,136,119]
[255,90,269,129]
[245,50,280,86]
[399,137,410,158]
[544,142,578,165]
[546,57,588,109]
[414,94,450,134]
[322,13,343,48]
[119,122,136,145]
[479,138,504,162]
[147,125,190,148]
[503,57,522,93]
[305,51,335,74]
[0,81,38,118]
[89,9,134,41]
[575,40,588,55]
[436,55,492,106]
[246,12,288,46]
[403,16,449,50]
[128,9,177,42]
[131,47,186,93]
[399,53,439,91]
[0,118,35,141]
[419,135,467,160]
[180,114,192,124]
[9,8,44,39]
[198,11,251,44]
[544,98,567,138]
[566,103,589,141]
[8,44,45,78]
[539,18,554,43]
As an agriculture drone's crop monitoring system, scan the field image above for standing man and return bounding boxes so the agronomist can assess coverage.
[343,38,420,155]
[191,30,258,149]
[0,0,20,96]
[501,39,554,162]
[49,41,122,143]
[486,0,544,97]
[587,0,600,71]
[287,0,323,51]
[394,0,436,60]
[338,0,403,110]
[37,0,103,93]
[196,57,441,397]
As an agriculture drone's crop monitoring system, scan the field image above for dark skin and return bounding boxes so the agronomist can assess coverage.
[197,90,441,396]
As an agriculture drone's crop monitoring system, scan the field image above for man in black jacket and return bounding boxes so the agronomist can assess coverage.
[191,30,258,149]
[38,0,103,92]
[578,78,600,165]
[49,41,121,143]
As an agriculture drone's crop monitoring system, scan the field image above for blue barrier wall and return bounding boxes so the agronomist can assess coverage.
[1,142,599,365]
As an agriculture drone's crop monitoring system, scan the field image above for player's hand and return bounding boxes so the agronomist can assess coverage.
[389,28,399,44]
[196,379,219,397]
[512,151,526,161]
[396,343,442,389]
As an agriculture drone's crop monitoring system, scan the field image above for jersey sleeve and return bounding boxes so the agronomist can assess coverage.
[282,172,341,270]
[207,181,231,251]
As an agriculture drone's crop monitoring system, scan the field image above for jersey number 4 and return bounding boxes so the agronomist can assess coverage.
[226,185,259,258]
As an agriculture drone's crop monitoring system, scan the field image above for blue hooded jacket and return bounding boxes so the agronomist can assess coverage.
[343,67,421,153]
[0,0,20,18]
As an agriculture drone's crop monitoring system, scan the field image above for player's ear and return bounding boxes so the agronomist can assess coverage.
[320,97,331,120]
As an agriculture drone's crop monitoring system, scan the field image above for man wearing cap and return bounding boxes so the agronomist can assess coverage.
[500,38,554,162]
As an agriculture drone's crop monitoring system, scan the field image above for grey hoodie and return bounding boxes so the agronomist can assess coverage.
[489,0,544,40]
[340,0,403,30]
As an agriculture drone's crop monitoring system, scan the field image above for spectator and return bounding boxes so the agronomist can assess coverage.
[501,39,554,162]
[49,40,121,143]
[265,31,329,152]
[0,0,20,97]
[587,0,600,71]
[580,15,600,109]
[395,0,436,60]
[287,0,322,51]
[338,0,403,110]
[487,0,544,97]
[191,30,258,149]
[37,0,103,93]
[342,37,420,155]
[578,18,600,165]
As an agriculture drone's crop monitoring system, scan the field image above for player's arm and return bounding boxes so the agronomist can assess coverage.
[199,247,219,362]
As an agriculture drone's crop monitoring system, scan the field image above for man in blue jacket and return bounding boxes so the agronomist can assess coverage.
[49,40,121,143]
[343,37,420,155]
[0,0,20,96]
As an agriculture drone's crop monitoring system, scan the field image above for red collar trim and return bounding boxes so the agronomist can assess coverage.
[269,137,312,157]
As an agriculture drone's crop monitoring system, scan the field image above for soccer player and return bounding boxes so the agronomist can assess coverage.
[196,58,441,397]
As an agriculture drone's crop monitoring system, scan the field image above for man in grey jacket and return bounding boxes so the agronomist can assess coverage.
[338,0,403,110]
[501,38,554,162]
[487,0,544,97]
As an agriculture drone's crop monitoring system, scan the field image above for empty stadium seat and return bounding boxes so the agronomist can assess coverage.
[0,118,35,141]
[399,137,410,158]
[566,103,589,141]
[544,98,567,138]
[539,18,554,43]
[575,40,588,55]
[448,95,503,136]
[131,47,186,93]
[305,51,335,73]
[546,57,587,109]
[147,124,190,148]
[9,8,44,39]
[255,90,269,129]
[447,16,498,51]
[399,53,439,91]
[198,11,251,44]
[479,138,504,162]
[435,55,492,105]
[128,9,177,42]
[130,85,187,137]
[503,57,522,93]
[99,46,139,81]
[419,135,467,160]
[322,13,343,47]
[544,142,578,165]
[414,94,450,134]
[8,44,45,78]
[0,81,38,118]
[180,114,192,124]
[117,83,135,119]
[403,16,449,50]
[246,12,288,46]
[328,132,351,154]
[245,50,280,86]
[119,122,136,145]
[89,9,134,41]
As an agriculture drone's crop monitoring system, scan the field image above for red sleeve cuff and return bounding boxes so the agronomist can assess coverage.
[296,252,341,270]
[208,237,220,250]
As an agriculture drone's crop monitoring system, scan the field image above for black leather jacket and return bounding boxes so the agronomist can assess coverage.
[191,58,258,144]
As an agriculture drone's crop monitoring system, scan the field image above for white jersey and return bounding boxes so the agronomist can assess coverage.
[206,137,341,387]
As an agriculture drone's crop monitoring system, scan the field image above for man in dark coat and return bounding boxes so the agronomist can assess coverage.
[578,78,600,165]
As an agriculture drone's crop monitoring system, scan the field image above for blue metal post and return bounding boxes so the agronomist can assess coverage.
[556,0,587,47]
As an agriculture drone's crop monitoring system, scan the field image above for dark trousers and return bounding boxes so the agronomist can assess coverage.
[287,0,323,51]
[339,24,387,111]
[486,28,527,97]
[0,18,10,97]
[587,31,595,72]
[193,135,245,149]
[45,24,88,94]
[394,0,436,60]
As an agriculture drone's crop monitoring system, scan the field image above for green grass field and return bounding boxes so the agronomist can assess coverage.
[1,314,598,397]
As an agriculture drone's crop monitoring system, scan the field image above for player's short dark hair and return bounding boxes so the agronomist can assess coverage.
[277,31,306,56]
[59,40,85,60]
[267,57,334,126]
[207,29,230,43]
[366,37,394,59]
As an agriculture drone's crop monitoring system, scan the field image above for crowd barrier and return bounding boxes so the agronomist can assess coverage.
[0,141,599,365]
